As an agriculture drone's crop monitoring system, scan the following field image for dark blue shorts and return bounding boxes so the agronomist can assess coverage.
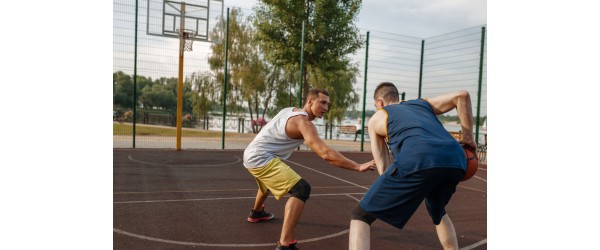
[359,166,463,229]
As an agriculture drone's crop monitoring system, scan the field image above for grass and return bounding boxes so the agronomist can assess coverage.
[113,123,225,137]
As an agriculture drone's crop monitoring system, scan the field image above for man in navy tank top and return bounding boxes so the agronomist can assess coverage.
[349,82,477,250]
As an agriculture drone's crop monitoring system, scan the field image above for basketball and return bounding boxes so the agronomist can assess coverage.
[461,146,478,181]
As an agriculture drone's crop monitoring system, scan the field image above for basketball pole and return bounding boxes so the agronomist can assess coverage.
[176,2,186,151]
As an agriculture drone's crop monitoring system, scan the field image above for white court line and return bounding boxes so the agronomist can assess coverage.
[114,185,361,195]
[457,185,487,193]
[286,158,488,249]
[460,239,487,250]
[115,157,373,246]
[127,154,241,167]
[473,175,487,182]
[114,192,363,247]
[113,228,351,247]
[116,154,487,248]
[114,192,367,204]
[284,159,369,190]
[113,228,276,247]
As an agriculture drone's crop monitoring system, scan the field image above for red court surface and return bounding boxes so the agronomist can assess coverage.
[114,149,487,249]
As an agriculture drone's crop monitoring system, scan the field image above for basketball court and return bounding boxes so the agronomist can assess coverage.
[113,149,487,249]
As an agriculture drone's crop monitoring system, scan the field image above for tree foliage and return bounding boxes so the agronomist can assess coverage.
[253,0,364,123]
[113,71,193,114]
[190,72,219,117]
[208,8,288,132]
[113,71,133,109]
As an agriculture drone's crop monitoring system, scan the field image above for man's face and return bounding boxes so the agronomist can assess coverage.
[310,93,330,118]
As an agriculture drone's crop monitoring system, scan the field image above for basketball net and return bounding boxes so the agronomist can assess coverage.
[178,29,196,52]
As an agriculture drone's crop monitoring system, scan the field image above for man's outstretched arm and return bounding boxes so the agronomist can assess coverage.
[294,117,376,172]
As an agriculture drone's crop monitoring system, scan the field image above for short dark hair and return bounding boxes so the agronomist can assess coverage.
[305,88,329,103]
[373,82,400,103]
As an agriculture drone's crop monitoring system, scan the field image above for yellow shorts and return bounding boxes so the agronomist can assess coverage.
[247,158,302,200]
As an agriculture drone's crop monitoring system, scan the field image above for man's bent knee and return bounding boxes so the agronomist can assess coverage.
[289,179,311,202]
[351,205,376,225]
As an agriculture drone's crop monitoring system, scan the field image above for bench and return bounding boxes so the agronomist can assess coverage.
[338,125,368,141]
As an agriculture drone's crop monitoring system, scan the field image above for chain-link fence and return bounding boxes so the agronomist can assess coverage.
[113,1,486,156]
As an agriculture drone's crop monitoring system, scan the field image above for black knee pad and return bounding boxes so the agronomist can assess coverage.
[351,204,376,225]
[288,179,311,202]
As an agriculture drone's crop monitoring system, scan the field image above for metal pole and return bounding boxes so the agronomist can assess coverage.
[298,20,305,107]
[476,26,486,144]
[295,19,307,151]
[221,8,230,150]
[418,39,425,98]
[133,0,138,148]
[360,31,370,152]
[176,2,186,151]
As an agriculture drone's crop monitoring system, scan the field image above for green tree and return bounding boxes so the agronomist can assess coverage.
[139,83,177,111]
[190,72,219,117]
[310,64,360,123]
[267,63,299,117]
[253,0,364,113]
[113,71,133,109]
[208,8,249,115]
[114,72,194,116]
[113,71,156,110]
[208,8,285,133]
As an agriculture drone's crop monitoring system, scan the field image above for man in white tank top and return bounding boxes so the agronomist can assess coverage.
[243,88,376,250]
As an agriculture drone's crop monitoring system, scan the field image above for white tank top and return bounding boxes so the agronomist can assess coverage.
[243,107,308,168]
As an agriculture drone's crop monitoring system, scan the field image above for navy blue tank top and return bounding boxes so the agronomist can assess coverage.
[383,99,466,176]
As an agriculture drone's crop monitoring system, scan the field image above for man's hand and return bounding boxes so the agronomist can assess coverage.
[358,160,377,172]
[459,134,477,152]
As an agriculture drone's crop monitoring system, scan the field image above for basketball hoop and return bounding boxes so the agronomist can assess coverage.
[177,29,196,51]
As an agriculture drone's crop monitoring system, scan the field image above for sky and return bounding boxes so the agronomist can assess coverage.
[224,0,487,38]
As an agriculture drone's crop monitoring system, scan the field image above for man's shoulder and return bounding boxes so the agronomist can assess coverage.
[287,113,309,124]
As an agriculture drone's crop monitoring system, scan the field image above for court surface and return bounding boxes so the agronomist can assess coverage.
[114,149,487,249]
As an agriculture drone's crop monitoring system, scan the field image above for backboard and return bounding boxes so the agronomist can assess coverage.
[146,0,224,42]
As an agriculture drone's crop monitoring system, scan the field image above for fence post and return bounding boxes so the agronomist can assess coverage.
[298,20,305,108]
[132,0,139,148]
[418,40,425,99]
[476,26,486,144]
[360,31,370,152]
[221,8,230,150]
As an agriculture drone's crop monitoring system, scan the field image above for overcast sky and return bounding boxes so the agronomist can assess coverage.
[219,0,487,114]
[224,0,487,38]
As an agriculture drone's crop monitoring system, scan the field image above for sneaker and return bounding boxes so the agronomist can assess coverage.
[276,240,299,250]
[247,205,274,223]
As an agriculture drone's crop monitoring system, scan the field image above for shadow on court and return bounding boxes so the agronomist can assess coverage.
[114,149,487,249]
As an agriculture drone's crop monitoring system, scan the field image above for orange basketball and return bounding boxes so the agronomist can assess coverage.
[461,146,478,181]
